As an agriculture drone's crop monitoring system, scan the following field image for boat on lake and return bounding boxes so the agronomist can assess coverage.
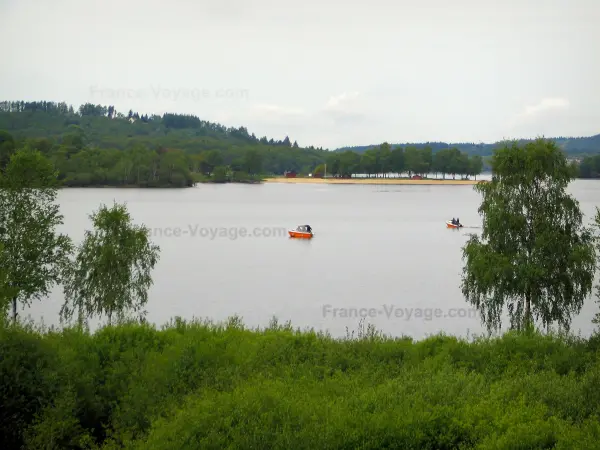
[289,225,314,238]
[446,220,463,229]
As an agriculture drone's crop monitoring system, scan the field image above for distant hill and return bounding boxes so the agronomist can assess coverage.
[0,100,331,181]
[335,135,600,156]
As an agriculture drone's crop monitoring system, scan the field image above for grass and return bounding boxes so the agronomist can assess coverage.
[1,316,600,449]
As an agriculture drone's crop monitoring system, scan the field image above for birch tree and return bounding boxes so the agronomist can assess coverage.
[461,138,596,332]
[0,148,72,323]
[61,202,160,325]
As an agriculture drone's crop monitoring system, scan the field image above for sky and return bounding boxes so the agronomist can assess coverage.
[1,0,599,149]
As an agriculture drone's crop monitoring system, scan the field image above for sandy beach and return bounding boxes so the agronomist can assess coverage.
[263,177,486,185]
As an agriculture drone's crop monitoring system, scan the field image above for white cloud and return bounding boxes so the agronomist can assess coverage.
[507,97,571,135]
[252,104,306,117]
[250,93,367,126]
[518,97,570,118]
[246,104,308,128]
[321,91,369,126]
[323,91,360,110]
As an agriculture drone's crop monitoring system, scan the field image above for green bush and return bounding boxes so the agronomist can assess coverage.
[1,318,600,449]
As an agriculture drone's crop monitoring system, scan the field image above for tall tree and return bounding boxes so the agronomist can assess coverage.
[0,148,73,323]
[461,138,596,332]
[201,150,223,175]
[0,130,16,170]
[390,147,404,175]
[242,149,263,175]
[0,242,13,319]
[419,146,433,176]
[61,202,160,325]
[379,143,392,177]
[469,155,484,180]
[404,146,422,177]
[592,208,600,327]
[433,149,450,179]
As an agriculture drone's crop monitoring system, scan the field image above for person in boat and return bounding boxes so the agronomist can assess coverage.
[306,224,312,233]
[456,218,461,227]
[451,218,457,225]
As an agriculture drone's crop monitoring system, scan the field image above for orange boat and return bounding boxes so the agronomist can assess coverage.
[446,220,463,229]
[289,225,314,238]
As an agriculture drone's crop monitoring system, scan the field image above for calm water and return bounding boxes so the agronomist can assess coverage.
[24,179,600,339]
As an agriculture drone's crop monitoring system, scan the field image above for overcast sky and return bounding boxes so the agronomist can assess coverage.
[1,0,598,149]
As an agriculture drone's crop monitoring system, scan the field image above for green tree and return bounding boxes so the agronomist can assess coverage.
[592,208,600,327]
[379,143,392,177]
[0,130,16,169]
[433,149,451,179]
[0,148,73,323]
[390,147,404,175]
[201,150,223,175]
[212,166,228,182]
[469,155,484,180]
[359,153,375,177]
[339,151,361,177]
[61,202,160,325]
[419,146,433,176]
[461,138,596,332]
[404,146,422,177]
[242,149,263,175]
[446,147,463,179]
[577,157,595,178]
[326,153,341,177]
[362,148,381,177]
[0,242,13,318]
[313,164,325,177]
[455,152,470,179]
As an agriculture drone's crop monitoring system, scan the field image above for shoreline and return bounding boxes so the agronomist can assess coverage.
[263,177,486,185]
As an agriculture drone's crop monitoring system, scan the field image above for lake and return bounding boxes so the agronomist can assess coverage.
[24,179,600,339]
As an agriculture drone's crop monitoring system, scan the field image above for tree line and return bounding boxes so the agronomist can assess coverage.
[575,154,600,178]
[319,143,484,179]
[3,138,600,447]
[337,134,600,157]
[1,100,599,187]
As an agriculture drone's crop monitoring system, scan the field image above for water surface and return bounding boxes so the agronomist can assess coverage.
[25,180,600,339]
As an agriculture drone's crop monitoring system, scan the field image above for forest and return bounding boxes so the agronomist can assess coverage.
[0,101,329,187]
[0,100,597,186]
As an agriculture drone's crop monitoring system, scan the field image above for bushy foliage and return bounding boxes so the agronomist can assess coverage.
[1,317,600,449]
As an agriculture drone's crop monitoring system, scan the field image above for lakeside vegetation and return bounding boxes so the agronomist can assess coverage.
[3,137,600,447]
[576,154,600,179]
[3,319,600,449]
[1,100,598,187]
[318,143,484,180]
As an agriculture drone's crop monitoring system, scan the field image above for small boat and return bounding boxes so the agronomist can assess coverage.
[446,220,463,229]
[289,225,314,238]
